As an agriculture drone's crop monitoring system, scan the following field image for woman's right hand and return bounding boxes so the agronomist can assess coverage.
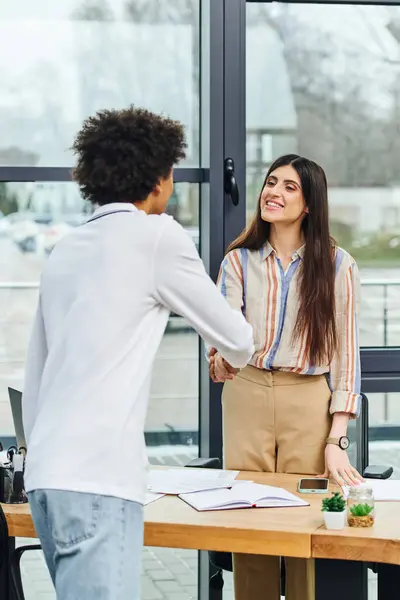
[209,350,239,383]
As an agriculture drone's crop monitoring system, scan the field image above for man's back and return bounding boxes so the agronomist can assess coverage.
[24,205,176,502]
[23,204,254,503]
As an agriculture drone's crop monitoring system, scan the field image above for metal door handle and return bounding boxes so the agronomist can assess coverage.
[224,158,239,206]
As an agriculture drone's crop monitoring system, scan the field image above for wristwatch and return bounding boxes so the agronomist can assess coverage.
[326,436,350,450]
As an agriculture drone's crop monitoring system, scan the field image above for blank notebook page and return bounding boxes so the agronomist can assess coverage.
[179,482,309,511]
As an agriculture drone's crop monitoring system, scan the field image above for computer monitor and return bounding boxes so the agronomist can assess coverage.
[7,387,26,449]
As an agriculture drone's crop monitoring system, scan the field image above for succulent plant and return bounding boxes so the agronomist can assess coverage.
[321,492,346,512]
[349,503,374,517]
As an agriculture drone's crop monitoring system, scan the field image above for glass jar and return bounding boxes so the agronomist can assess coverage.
[347,485,375,528]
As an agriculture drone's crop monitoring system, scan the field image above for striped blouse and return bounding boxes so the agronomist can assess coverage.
[217,242,361,417]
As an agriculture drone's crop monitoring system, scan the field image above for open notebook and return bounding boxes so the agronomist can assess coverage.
[179,482,309,511]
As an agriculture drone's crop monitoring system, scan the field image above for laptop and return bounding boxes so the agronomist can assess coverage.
[7,387,26,449]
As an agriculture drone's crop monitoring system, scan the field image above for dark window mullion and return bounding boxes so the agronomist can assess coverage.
[0,166,209,184]
[246,0,400,5]
[361,348,400,375]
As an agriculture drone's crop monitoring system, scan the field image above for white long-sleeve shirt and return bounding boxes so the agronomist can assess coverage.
[22,203,254,503]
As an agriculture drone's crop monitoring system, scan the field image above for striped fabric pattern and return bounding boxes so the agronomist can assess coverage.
[217,243,361,416]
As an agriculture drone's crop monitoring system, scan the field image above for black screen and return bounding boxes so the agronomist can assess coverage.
[299,478,329,490]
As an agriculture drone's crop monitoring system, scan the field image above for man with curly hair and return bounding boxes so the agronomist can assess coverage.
[21,106,253,600]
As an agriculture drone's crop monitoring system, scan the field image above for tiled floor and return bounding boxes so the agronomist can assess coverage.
[18,539,380,600]
[18,442,400,599]
[21,543,202,600]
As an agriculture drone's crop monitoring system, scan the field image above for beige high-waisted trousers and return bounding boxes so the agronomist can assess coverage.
[222,365,332,600]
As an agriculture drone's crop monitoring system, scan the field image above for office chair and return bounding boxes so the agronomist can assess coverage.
[0,494,41,600]
[186,393,393,599]
[9,543,42,600]
[0,503,9,594]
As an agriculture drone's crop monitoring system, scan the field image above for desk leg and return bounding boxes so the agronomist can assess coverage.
[315,559,368,600]
[377,563,400,600]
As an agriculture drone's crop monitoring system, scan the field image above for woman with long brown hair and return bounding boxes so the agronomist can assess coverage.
[209,154,362,600]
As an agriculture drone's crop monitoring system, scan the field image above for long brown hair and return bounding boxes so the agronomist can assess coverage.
[227,154,337,365]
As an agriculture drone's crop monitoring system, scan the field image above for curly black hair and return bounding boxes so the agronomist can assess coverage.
[71,106,187,206]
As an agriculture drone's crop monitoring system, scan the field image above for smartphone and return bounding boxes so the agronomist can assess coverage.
[363,465,393,480]
[297,478,329,494]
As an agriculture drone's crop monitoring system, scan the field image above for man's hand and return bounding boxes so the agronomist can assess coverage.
[209,348,239,383]
[319,444,363,487]
[209,348,218,382]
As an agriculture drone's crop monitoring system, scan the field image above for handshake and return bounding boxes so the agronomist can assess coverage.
[208,348,240,383]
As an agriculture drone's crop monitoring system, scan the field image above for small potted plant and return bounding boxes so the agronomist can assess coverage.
[347,486,375,528]
[321,492,347,530]
[347,503,374,528]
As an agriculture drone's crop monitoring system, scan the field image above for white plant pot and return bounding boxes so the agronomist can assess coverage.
[323,510,347,530]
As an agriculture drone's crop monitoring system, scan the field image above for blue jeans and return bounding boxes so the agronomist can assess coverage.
[28,490,144,600]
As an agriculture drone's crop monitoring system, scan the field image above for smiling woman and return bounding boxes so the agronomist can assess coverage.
[208,153,363,600]
[227,154,336,365]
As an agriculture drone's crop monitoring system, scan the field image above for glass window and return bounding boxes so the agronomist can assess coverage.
[246,3,400,347]
[245,16,400,578]
[0,0,200,166]
[367,392,400,479]
[2,179,200,597]
[0,181,199,461]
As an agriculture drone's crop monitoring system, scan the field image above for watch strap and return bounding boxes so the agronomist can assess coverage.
[326,436,349,450]
[326,437,340,446]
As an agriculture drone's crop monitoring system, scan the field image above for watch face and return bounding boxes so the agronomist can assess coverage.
[339,436,350,450]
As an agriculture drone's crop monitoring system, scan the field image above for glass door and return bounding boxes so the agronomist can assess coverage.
[212,0,400,476]
[244,0,400,474]
[215,1,400,598]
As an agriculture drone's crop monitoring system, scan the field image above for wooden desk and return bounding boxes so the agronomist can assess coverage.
[312,502,400,565]
[145,472,321,558]
[2,472,315,558]
[1,469,400,600]
[2,470,400,565]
